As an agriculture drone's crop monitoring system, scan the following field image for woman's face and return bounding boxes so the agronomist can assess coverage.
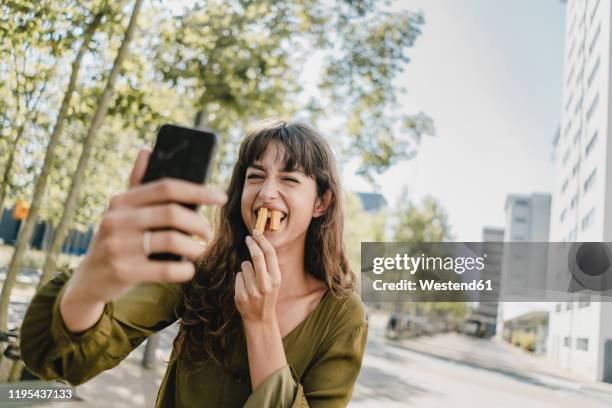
[240,141,324,249]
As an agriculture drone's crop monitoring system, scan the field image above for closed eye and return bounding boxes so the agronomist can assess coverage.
[247,174,264,180]
[283,177,299,183]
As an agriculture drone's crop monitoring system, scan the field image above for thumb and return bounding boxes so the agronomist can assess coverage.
[128,148,151,189]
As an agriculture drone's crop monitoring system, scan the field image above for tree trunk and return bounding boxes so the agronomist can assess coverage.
[0,11,105,332]
[39,0,144,288]
[0,122,26,213]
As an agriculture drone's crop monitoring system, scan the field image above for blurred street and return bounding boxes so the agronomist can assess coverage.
[1,310,607,407]
[351,313,612,408]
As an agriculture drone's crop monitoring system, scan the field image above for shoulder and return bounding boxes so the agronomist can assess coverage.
[320,289,367,339]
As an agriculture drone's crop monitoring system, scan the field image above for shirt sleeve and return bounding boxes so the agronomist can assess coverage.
[244,322,369,407]
[19,268,182,386]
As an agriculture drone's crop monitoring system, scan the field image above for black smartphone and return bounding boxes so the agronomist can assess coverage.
[141,124,218,261]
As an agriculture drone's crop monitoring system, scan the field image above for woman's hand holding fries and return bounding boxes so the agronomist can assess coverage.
[235,228,287,391]
[235,229,282,324]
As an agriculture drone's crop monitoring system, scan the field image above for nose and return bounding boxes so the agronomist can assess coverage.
[258,177,280,201]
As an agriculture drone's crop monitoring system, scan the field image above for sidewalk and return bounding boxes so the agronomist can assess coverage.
[388,331,612,396]
[41,324,178,407]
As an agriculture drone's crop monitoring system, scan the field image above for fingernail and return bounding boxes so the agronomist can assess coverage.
[252,229,261,237]
[245,235,251,242]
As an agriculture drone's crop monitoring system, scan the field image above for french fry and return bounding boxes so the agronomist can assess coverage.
[255,207,268,233]
[270,210,281,231]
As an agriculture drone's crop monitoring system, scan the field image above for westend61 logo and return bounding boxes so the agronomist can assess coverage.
[371,253,487,275]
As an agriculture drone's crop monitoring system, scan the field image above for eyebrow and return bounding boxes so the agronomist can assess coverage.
[247,163,266,172]
[247,163,303,174]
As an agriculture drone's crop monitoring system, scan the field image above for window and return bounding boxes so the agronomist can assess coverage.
[514,217,527,223]
[591,0,600,23]
[556,303,562,312]
[562,149,570,165]
[572,160,580,177]
[582,208,595,231]
[566,302,573,311]
[574,95,583,115]
[566,65,575,87]
[564,336,571,348]
[569,13,577,37]
[569,10,577,35]
[589,23,601,55]
[570,193,579,209]
[512,235,525,241]
[585,131,598,156]
[587,93,599,122]
[576,337,589,351]
[515,199,528,206]
[584,169,597,193]
[569,226,577,241]
[564,119,572,139]
[575,67,584,87]
[588,56,600,87]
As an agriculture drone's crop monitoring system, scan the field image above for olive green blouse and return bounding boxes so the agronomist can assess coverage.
[19,269,368,407]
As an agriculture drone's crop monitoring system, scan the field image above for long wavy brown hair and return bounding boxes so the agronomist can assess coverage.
[171,118,355,370]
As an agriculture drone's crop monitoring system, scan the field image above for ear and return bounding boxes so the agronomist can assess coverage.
[313,189,333,218]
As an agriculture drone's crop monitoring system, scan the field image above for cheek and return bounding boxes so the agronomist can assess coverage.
[240,188,254,220]
[288,193,317,223]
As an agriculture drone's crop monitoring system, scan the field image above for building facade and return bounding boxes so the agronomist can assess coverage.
[497,194,551,339]
[471,227,504,338]
[547,0,612,382]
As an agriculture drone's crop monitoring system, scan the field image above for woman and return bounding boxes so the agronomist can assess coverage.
[20,118,368,407]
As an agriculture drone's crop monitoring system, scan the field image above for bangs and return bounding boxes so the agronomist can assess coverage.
[239,120,324,178]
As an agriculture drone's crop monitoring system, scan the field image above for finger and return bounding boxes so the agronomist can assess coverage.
[245,235,267,281]
[235,272,247,303]
[114,178,227,209]
[148,230,205,261]
[128,148,152,189]
[114,204,213,241]
[251,231,281,284]
[241,261,259,297]
[132,259,196,283]
[101,231,204,262]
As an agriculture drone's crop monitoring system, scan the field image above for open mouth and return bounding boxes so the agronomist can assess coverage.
[253,207,287,231]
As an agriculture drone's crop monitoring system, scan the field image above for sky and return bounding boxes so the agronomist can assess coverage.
[344,0,567,243]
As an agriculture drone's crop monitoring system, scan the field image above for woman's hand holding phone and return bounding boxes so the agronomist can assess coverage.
[59,149,227,333]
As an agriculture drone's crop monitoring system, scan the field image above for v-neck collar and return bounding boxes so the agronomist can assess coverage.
[281,289,331,343]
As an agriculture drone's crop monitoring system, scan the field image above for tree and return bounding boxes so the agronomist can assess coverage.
[153,0,435,187]
[343,191,387,285]
[0,1,71,213]
[387,190,467,322]
[39,0,145,287]
[392,193,452,243]
[0,2,110,331]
